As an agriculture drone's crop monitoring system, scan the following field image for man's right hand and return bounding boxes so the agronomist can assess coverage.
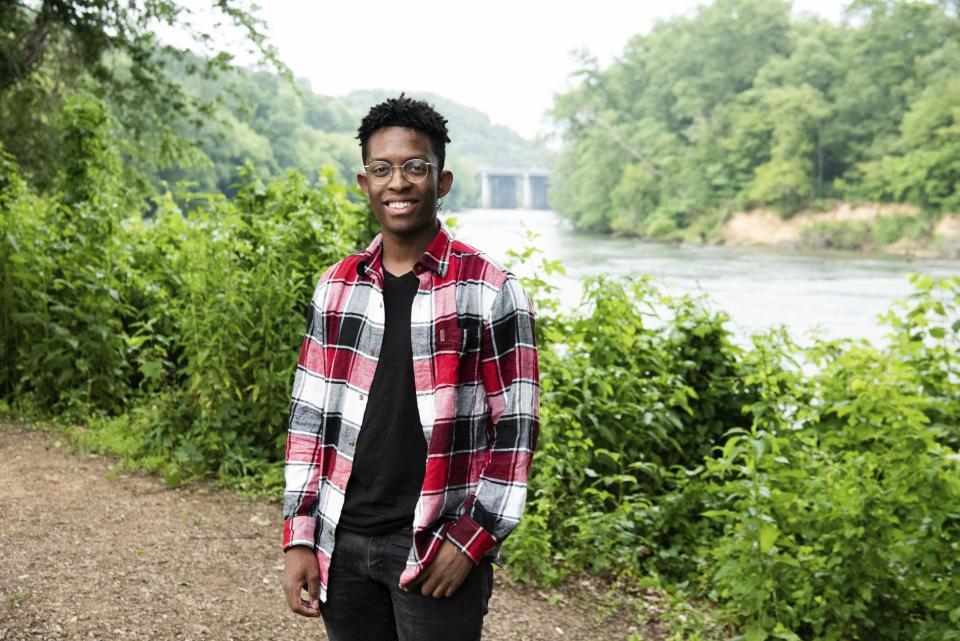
[281,546,322,617]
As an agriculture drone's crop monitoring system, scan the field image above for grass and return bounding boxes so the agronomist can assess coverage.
[4,591,28,608]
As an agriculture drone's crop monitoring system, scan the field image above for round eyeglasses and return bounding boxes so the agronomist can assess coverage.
[363,158,434,184]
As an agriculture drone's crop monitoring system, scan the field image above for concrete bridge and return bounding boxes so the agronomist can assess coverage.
[477,167,550,209]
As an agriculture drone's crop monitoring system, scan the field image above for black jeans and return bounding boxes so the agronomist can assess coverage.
[319,525,494,641]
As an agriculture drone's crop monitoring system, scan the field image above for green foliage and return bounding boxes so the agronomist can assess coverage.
[154,62,360,193]
[872,213,932,245]
[500,242,960,639]
[800,213,937,250]
[1,96,373,484]
[551,0,960,238]
[103,162,372,482]
[0,1,287,193]
[800,219,873,250]
[58,95,125,207]
[702,312,960,639]
[747,85,830,211]
[1,6,546,208]
[0,95,134,414]
[855,78,960,212]
[502,251,755,582]
[880,274,960,449]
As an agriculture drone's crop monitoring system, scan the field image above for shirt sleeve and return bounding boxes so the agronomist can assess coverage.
[281,273,331,551]
[445,275,540,563]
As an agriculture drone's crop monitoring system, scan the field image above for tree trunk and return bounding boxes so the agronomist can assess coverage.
[0,0,56,94]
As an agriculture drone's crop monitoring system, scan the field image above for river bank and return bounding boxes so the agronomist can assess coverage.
[718,203,960,259]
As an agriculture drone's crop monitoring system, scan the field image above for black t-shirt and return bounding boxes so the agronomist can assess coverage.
[338,268,428,536]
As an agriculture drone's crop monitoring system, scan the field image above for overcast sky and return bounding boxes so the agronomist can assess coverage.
[178,1,845,140]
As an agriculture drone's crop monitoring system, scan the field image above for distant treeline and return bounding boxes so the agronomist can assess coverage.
[550,0,960,237]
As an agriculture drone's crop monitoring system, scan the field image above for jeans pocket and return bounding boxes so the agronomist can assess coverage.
[383,528,414,571]
[387,524,413,548]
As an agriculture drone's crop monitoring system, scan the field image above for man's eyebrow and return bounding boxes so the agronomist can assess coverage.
[368,154,429,163]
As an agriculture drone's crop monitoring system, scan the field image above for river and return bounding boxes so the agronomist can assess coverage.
[451,208,959,345]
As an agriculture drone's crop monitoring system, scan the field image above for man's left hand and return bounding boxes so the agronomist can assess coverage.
[405,540,475,598]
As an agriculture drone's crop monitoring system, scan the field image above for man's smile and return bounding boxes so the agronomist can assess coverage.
[385,199,418,213]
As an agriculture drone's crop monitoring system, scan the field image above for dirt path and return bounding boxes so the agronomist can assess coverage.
[0,422,644,641]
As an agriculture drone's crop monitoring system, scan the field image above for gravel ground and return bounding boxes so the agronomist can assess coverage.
[0,422,657,641]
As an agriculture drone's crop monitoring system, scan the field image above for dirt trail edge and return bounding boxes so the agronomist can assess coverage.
[0,423,642,641]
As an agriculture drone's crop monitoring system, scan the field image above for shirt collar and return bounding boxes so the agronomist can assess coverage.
[417,221,452,278]
[358,220,452,280]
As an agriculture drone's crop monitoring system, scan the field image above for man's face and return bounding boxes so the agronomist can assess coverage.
[357,126,453,240]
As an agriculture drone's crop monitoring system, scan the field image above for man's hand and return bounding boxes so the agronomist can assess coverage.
[405,540,475,598]
[281,546,322,617]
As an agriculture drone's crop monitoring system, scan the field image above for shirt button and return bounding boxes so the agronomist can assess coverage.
[348,438,356,448]
[359,394,365,401]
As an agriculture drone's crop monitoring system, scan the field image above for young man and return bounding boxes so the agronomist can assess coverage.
[280,94,540,641]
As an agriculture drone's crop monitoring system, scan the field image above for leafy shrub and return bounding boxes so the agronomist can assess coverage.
[1,95,373,485]
[701,278,960,640]
[800,220,873,250]
[645,215,679,239]
[872,213,932,245]
[508,274,754,582]
[1,95,134,415]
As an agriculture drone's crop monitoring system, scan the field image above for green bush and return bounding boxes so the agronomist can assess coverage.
[703,329,960,640]
[1,95,134,415]
[1,95,374,485]
[508,274,754,583]
[645,215,680,239]
[872,214,931,245]
[800,220,873,250]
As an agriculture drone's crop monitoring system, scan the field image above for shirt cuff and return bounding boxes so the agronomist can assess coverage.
[445,514,497,564]
[282,516,317,551]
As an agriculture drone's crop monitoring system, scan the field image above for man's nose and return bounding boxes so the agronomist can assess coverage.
[386,165,411,190]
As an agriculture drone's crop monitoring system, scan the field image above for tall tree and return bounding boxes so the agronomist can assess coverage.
[0,0,287,191]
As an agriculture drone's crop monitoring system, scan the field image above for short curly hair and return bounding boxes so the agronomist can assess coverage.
[357,93,451,170]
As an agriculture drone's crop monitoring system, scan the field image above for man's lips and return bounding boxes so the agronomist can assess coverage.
[384,200,418,214]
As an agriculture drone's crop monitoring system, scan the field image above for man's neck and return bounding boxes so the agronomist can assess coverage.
[381,220,439,276]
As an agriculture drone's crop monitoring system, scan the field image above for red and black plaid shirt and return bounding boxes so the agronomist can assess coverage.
[282,223,540,601]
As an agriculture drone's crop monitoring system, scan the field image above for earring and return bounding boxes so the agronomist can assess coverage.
[436,198,443,213]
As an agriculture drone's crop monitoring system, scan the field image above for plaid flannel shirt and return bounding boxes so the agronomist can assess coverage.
[282,223,540,602]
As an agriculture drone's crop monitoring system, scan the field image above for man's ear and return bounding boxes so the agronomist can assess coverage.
[357,172,370,199]
[437,169,453,199]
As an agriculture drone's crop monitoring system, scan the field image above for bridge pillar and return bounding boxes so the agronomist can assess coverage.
[479,171,491,209]
[521,172,532,209]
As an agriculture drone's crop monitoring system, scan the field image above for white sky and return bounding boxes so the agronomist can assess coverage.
[175,0,844,140]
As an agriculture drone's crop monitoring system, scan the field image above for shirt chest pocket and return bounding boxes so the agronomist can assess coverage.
[436,317,482,354]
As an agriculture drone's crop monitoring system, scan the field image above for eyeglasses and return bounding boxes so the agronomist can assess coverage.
[363,158,435,184]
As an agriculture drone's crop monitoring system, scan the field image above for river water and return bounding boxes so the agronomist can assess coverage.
[451,208,959,345]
